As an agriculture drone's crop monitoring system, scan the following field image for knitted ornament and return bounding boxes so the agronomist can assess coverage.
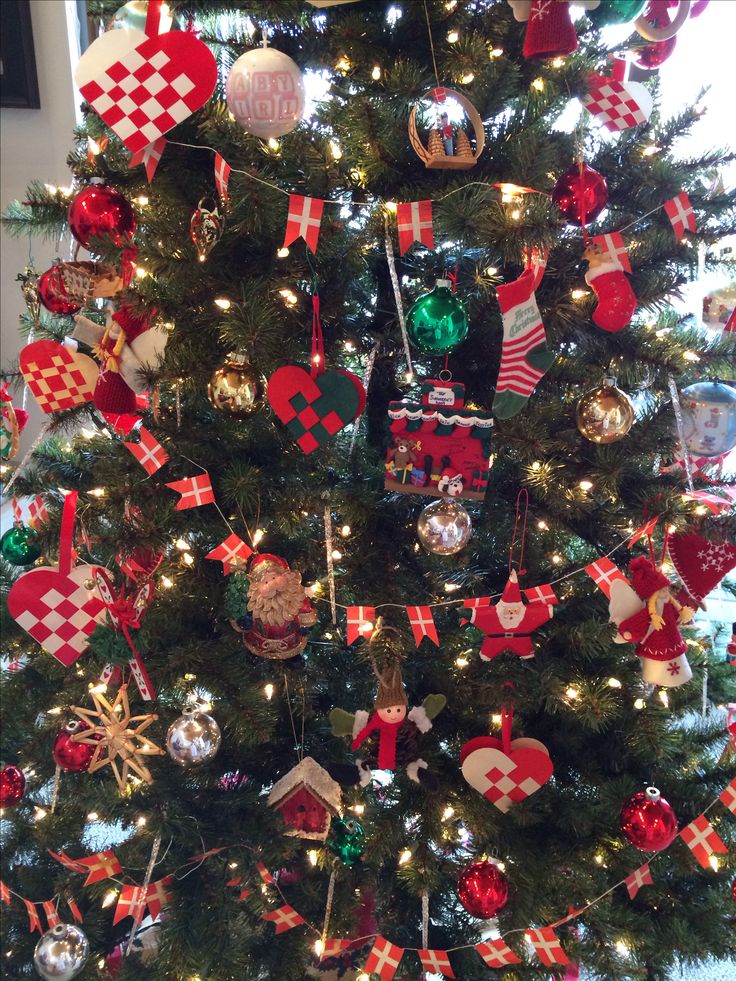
[584,243,637,332]
[509,1,602,60]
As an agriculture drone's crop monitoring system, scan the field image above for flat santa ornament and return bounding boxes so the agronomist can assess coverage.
[463,570,553,662]
[609,556,695,687]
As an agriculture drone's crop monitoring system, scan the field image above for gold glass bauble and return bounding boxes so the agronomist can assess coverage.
[575,378,635,443]
[208,355,261,417]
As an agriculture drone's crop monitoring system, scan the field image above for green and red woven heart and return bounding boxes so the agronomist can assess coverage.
[267,366,366,454]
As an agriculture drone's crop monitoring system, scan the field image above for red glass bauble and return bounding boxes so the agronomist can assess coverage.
[37,265,81,316]
[552,163,608,226]
[731,877,736,902]
[456,860,509,918]
[68,184,136,250]
[0,764,26,807]
[620,787,678,851]
[633,36,677,69]
[52,720,97,772]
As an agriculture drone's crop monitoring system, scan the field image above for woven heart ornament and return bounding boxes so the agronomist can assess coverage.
[75,24,217,155]
[20,340,98,414]
[582,65,653,133]
[8,492,106,667]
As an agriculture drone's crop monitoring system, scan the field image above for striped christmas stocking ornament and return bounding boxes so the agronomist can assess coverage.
[493,267,554,418]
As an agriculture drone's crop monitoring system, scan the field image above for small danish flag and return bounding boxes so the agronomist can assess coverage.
[463,596,491,609]
[214,152,231,203]
[129,136,167,183]
[591,231,632,273]
[67,897,83,923]
[321,939,351,959]
[283,194,324,253]
[524,583,559,605]
[679,814,728,868]
[363,936,404,980]
[205,533,253,574]
[166,472,215,510]
[49,849,123,886]
[346,606,376,644]
[28,495,49,527]
[24,899,42,933]
[41,900,61,929]
[396,201,434,255]
[526,926,570,966]
[261,904,305,934]
[124,426,169,475]
[682,490,732,515]
[418,948,455,977]
[145,876,174,918]
[719,776,736,815]
[256,862,274,885]
[238,887,253,901]
[664,191,696,242]
[625,862,653,899]
[406,605,439,646]
[0,881,11,905]
[584,557,628,600]
[113,884,147,925]
[629,515,660,547]
[475,939,521,967]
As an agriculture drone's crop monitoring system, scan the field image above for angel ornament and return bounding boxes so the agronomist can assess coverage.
[609,556,695,687]
[329,660,445,791]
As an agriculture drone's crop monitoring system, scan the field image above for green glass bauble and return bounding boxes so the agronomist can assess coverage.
[1,523,41,566]
[587,0,646,27]
[327,815,365,866]
[406,279,469,354]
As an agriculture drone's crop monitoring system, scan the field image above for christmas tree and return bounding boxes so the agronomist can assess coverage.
[2,1,735,980]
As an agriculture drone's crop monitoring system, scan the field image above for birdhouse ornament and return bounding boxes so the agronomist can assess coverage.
[463,569,553,663]
[267,757,342,841]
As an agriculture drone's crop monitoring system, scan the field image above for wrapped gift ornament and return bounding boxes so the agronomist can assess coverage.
[385,378,493,501]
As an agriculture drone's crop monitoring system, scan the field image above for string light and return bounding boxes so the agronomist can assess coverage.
[510,208,521,221]
[308,849,319,866]
[34,807,48,821]
[277,247,290,258]
[384,200,398,213]
[135,195,149,206]
[279,288,298,307]
[531,77,545,92]
[442,805,455,820]
[694,505,709,516]
[267,138,280,151]
[658,690,669,708]
[634,697,646,710]
[642,144,660,157]
[175,538,189,550]
[314,939,324,957]
[351,803,365,815]
[455,656,469,668]
[461,72,475,85]
[88,487,106,497]
[579,479,594,491]
[214,297,231,310]
[566,686,580,700]
[551,554,563,565]
[161,576,173,589]
[594,853,604,865]
[101,889,118,908]
[340,524,351,537]
[87,137,102,157]
[608,678,622,689]
[331,549,343,561]
[491,712,503,724]
[329,140,343,160]
[335,55,351,72]
[551,56,565,67]
[372,65,382,80]
[489,47,503,58]
[264,684,275,700]
[709,855,720,871]
[228,862,238,869]
[683,351,700,362]
[136,815,147,827]
[571,288,589,300]
[537,520,548,530]
[253,529,265,546]
[447,29,459,43]
[398,848,412,865]
[615,939,630,955]
[47,706,63,715]
[135,266,148,279]
[485,265,498,276]
[531,461,541,471]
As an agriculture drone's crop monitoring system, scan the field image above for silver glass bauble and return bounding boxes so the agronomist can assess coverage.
[166,708,221,767]
[417,498,472,555]
[34,924,89,980]
[680,380,736,457]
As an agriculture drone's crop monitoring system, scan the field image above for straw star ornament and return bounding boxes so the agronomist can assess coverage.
[71,685,164,791]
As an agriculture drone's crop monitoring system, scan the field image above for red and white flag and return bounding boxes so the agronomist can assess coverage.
[24,899,42,933]
[256,862,274,885]
[418,948,455,977]
[49,849,122,886]
[113,884,147,925]
[719,775,736,815]
[261,904,305,934]
[41,900,61,929]
[0,881,11,905]
[629,515,659,547]
[214,152,231,203]
[346,606,376,645]
[166,473,215,510]
[124,426,169,475]
[206,533,253,574]
[283,194,324,253]
[584,557,628,600]
[363,936,404,980]
[679,814,728,868]
[406,606,439,646]
[321,939,351,959]
[238,887,253,901]
[396,201,434,255]
[145,876,174,918]
[475,939,521,968]
[67,897,83,923]
[664,191,696,242]
[29,495,49,527]
[526,927,570,966]
[682,490,733,515]
[523,583,559,605]
[463,596,491,609]
[129,136,167,183]
[625,862,653,899]
[591,231,632,273]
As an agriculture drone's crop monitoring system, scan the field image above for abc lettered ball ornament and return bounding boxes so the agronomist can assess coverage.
[417,498,472,555]
[166,707,221,767]
[576,377,635,443]
[68,184,136,250]
[0,522,42,565]
[208,354,261,416]
[0,764,26,807]
[680,380,736,457]
[406,279,469,354]
[226,46,305,139]
[52,720,97,772]
[37,266,81,316]
[34,923,89,981]
[620,786,678,852]
[552,163,608,226]
[457,859,509,918]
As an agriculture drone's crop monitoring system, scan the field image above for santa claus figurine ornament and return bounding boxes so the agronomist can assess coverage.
[463,569,553,663]
[230,553,317,660]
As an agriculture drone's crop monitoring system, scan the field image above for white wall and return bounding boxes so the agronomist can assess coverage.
[1,0,79,464]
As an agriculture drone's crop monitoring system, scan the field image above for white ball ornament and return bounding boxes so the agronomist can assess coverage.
[34,924,89,981]
[226,46,305,139]
[417,498,472,555]
[680,380,736,457]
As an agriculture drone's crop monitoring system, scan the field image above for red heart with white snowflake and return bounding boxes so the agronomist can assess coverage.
[75,27,217,155]
[669,532,736,603]
[460,735,553,812]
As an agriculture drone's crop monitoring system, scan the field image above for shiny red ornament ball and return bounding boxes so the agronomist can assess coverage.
[552,163,608,227]
[52,720,97,772]
[620,787,678,852]
[456,860,509,918]
[633,36,677,69]
[37,265,81,316]
[68,184,136,250]
[0,764,26,807]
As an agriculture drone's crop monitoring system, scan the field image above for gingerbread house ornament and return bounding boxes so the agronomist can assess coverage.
[385,377,493,501]
[267,756,342,841]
